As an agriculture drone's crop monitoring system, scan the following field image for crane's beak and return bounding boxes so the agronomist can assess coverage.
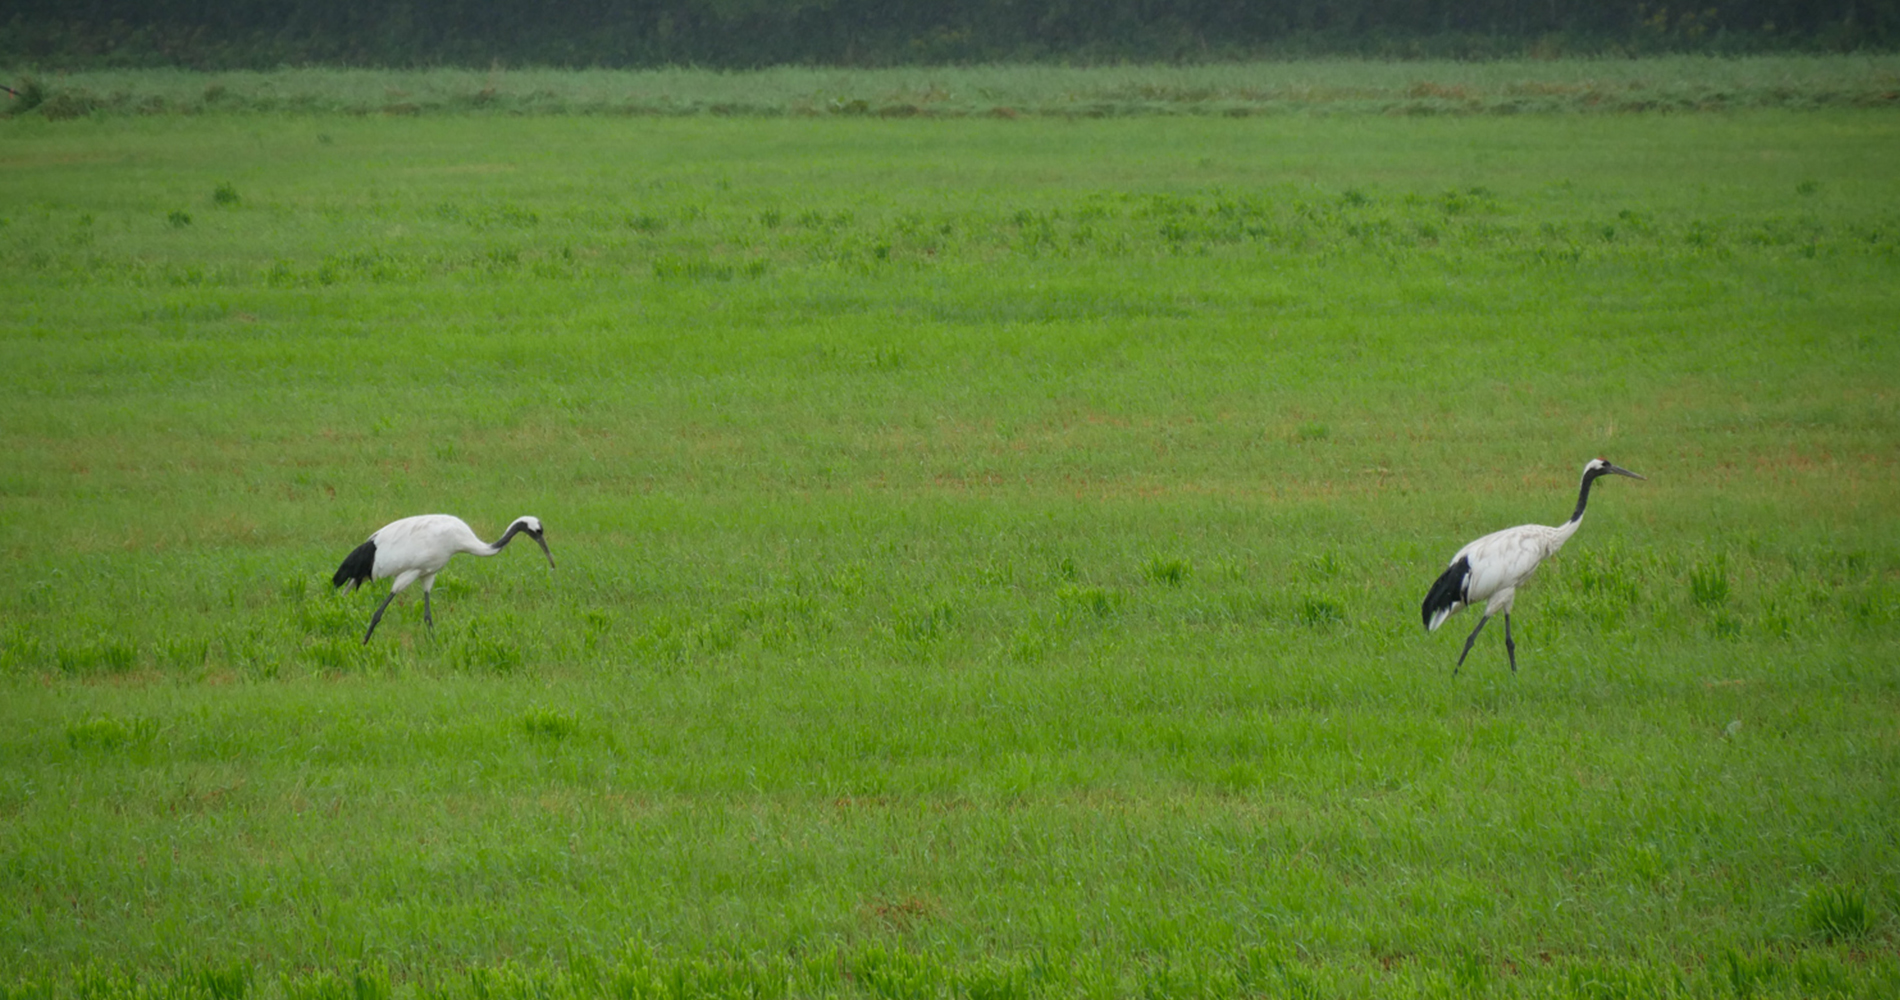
[1606,463,1646,481]
[531,531,555,569]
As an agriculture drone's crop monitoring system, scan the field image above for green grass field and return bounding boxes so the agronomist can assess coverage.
[2,62,1899,997]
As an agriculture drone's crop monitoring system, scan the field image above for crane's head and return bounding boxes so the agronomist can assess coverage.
[510,516,555,569]
[1585,458,1646,482]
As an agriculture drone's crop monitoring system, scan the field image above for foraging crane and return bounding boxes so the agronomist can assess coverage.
[332,514,554,644]
[1421,458,1645,673]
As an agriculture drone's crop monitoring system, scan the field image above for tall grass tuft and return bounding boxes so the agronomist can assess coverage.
[55,640,138,676]
[186,960,252,1000]
[519,708,581,743]
[66,715,157,753]
[1296,596,1346,629]
[1804,884,1875,943]
[1690,556,1730,609]
[1145,555,1192,586]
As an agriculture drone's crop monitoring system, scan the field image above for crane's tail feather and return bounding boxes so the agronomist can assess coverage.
[1421,555,1470,632]
[332,539,377,591]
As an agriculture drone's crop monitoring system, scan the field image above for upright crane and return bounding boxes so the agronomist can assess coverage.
[1422,459,1645,673]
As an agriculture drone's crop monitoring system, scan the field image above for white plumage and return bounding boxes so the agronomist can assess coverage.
[1421,459,1644,673]
[332,514,554,644]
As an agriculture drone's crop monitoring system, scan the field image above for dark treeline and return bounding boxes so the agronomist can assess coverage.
[5,0,1895,68]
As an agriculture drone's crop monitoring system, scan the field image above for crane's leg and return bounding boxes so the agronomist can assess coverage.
[1454,614,1490,675]
[1503,614,1517,672]
[364,591,399,644]
[423,590,434,630]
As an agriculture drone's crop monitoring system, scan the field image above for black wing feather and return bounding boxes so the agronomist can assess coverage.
[332,539,377,591]
[1420,555,1471,630]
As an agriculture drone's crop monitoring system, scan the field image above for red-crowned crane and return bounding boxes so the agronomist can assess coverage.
[332,514,554,644]
[1422,458,1645,673]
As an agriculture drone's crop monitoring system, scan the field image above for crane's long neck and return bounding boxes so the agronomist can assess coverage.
[1566,468,1607,526]
[484,521,531,555]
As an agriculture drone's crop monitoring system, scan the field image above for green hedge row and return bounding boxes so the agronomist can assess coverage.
[4,0,1897,69]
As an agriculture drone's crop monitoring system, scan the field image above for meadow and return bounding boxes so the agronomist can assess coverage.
[12,54,1900,119]
[1,61,1899,997]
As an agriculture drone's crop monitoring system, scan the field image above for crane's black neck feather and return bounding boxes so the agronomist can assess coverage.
[490,520,534,552]
[1569,466,1612,524]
